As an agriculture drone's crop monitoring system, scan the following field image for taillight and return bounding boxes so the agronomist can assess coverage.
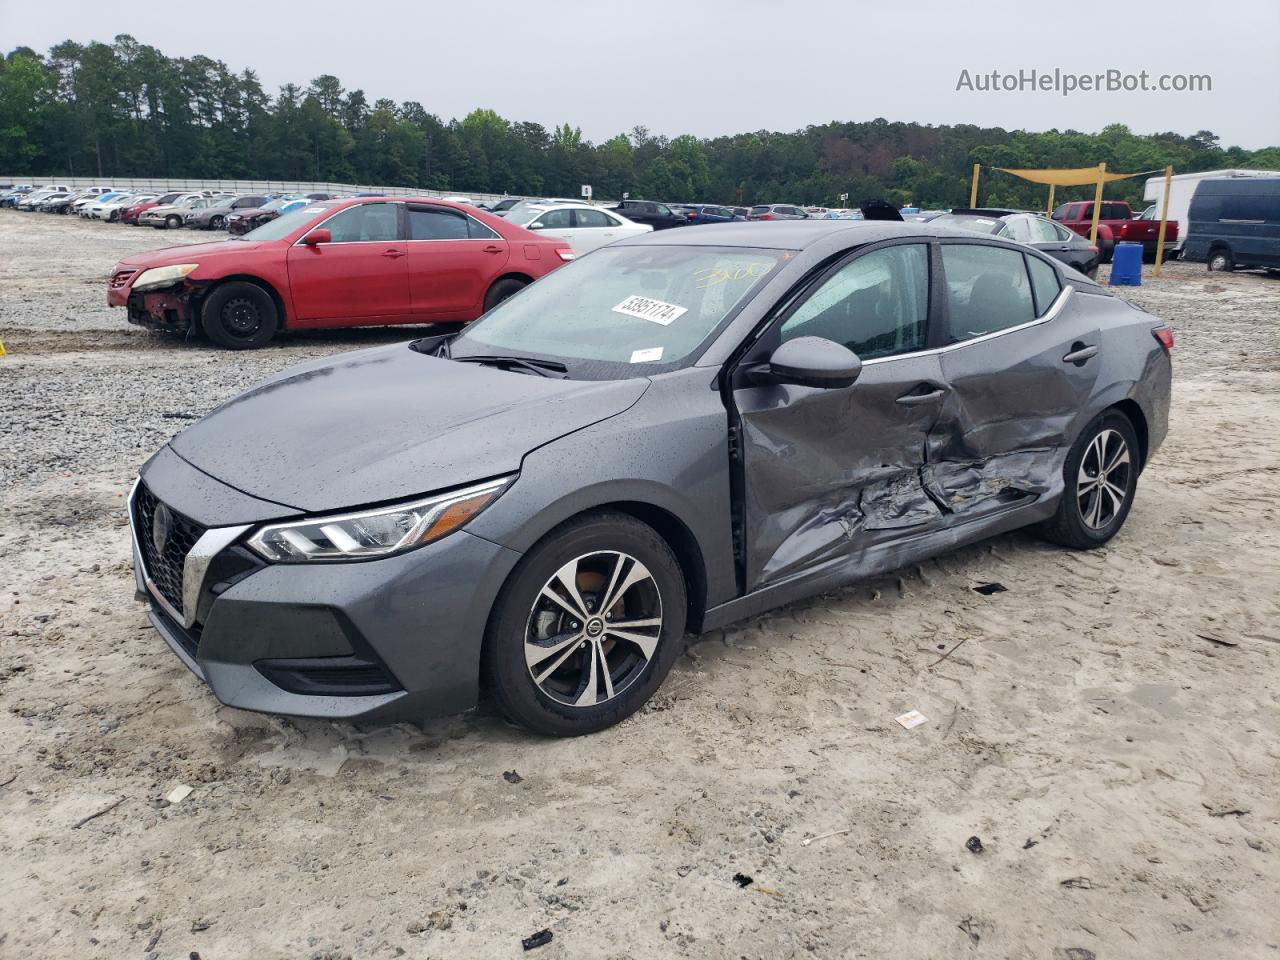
[761,213,773,221]
[1119,224,1129,238]
[1152,326,1174,350]
[555,248,575,262]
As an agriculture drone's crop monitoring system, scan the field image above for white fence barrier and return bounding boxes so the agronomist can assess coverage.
[0,176,508,204]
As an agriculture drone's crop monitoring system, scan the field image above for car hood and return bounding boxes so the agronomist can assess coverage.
[167,343,650,514]
[120,238,266,269]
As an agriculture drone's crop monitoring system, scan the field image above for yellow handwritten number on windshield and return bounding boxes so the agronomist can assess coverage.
[693,262,773,289]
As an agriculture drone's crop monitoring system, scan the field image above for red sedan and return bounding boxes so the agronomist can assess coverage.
[107,197,575,348]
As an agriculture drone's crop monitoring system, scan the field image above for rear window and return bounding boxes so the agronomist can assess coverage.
[750,206,770,215]
[931,213,1007,236]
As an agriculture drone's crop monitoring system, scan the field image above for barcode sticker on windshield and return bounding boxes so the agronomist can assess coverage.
[612,295,688,326]
[630,347,664,363]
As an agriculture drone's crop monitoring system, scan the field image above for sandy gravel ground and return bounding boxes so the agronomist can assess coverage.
[1,210,1277,959]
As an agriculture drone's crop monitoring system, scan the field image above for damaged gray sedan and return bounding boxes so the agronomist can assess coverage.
[130,221,1171,736]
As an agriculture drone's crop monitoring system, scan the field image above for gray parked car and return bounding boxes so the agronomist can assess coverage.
[129,221,1172,736]
[185,194,270,230]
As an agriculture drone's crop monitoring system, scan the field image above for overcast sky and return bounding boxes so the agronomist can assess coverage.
[4,0,1277,149]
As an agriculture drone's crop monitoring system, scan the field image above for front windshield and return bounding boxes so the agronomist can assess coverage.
[239,203,336,241]
[452,244,785,377]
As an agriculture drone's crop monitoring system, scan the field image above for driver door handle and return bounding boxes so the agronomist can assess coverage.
[1063,344,1099,364]
[896,387,948,406]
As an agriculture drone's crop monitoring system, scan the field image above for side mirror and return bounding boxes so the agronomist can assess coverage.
[526,221,544,230]
[766,336,862,389]
[303,228,331,245]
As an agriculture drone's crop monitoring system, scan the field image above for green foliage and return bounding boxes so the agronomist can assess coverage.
[3,39,1276,207]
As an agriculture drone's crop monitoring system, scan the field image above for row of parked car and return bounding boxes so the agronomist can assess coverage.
[0,183,352,234]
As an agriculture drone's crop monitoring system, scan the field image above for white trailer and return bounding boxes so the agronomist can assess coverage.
[1144,169,1280,252]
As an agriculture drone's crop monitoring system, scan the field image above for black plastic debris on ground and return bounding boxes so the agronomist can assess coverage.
[732,872,754,888]
[522,929,553,951]
[503,770,523,784]
[973,582,1007,595]
[965,836,984,854]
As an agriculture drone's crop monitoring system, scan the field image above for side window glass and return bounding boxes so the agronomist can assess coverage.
[326,203,401,243]
[536,208,573,229]
[466,217,499,239]
[1029,218,1061,243]
[655,204,671,216]
[780,244,928,360]
[941,244,1036,342]
[574,209,612,228]
[408,206,468,240]
[1003,216,1033,242]
[1026,256,1062,316]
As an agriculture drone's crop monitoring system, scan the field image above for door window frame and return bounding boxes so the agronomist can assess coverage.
[403,202,500,241]
[727,238,1076,389]
[295,201,406,245]
[931,238,1072,351]
[732,238,943,377]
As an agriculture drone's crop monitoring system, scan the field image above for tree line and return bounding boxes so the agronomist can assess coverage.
[3,37,1278,209]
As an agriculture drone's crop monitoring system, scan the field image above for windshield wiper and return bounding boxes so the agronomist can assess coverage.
[452,354,568,378]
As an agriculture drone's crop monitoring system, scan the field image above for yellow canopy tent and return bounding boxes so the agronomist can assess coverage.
[967,162,1176,275]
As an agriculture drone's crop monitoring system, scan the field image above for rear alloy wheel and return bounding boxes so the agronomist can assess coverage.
[483,513,686,736]
[1039,411,1139,548]
[201,281,279,350]
[1208,248,1234,272]
[483,277,528,312]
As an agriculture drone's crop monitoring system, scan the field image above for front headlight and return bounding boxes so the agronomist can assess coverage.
[246,478,511,563]
[133,263,199,291]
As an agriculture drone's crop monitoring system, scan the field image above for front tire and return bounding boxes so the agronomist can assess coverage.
[482,512,687,736]
[200,281,279,350]
[210,215,225,230]
[165,214,182,229]
[483,277,528,312]
[1039,411,1139,549]
[1208,248,1234,272]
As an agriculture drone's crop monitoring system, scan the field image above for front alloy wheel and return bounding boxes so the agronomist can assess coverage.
[525,552,663,708]
[484,512,686,736]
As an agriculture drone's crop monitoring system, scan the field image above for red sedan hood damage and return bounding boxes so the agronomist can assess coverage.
[119,239,266,270]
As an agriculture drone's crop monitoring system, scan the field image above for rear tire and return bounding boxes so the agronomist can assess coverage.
[1039,411,1140,549]
[482,512,687,737]
[483,277,528,312]
[200,281,279,350]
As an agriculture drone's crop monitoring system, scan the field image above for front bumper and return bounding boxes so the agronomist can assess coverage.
[130,450,523,721]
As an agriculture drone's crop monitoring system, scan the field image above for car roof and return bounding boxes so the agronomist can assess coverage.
[618,220,954,250]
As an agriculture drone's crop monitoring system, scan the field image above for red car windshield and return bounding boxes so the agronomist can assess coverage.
[238,203,337,241]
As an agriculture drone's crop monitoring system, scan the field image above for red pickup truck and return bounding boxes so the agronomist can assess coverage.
[1052,200,1178,261]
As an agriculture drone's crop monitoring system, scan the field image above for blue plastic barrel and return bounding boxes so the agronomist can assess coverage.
[1110,241,1143,286]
